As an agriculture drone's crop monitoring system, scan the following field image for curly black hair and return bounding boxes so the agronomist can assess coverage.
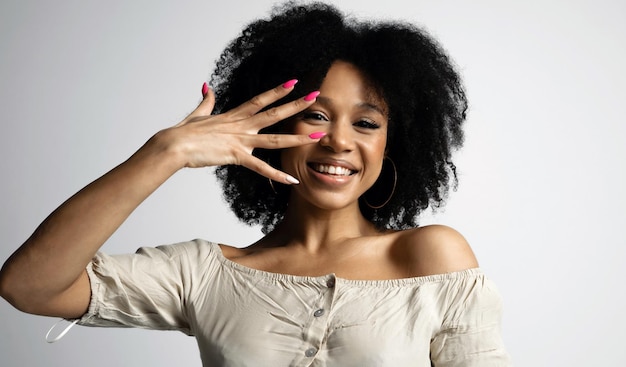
[211,1,467,233]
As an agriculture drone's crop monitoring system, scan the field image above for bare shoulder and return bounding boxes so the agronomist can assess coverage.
[217,243,249,259]
[394,224,479,277]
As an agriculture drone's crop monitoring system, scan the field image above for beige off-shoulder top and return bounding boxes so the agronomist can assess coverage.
[77,239,511,366]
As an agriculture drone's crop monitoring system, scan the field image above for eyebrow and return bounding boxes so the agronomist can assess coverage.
[315,96,388,117]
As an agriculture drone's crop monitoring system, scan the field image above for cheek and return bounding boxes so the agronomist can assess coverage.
[363,139,387,179]
[279,148,294,169]
[280,144,308,172]
[370,137,388,173]
[371,134,388,160]
[276,121,304,169]
[282,119,304,134]
[290,119,324,135]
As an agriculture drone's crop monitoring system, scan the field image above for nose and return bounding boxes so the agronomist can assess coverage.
[319,121,354,153]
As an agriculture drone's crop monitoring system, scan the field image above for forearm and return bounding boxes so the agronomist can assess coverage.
[0,133,183,312]
[0,82,317,315]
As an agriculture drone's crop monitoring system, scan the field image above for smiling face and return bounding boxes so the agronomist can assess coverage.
[281,61,389,211]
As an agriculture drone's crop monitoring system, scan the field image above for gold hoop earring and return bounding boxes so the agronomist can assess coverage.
[265,156,278,194]
[268,177,277,194]
[363,157,397,209]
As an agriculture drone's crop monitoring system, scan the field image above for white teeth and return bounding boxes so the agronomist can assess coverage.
[313,164,353,176]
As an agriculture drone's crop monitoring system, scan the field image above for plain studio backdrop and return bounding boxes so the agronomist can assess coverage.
[1,0,624,366]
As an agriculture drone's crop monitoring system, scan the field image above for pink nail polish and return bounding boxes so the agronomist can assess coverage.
[303,91,320,102]
[308,131,326,139]
[282,79,298,89]
[201,82,208,96]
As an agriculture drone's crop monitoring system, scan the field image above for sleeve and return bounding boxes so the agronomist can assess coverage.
[430,273,512,366]
[76,240,215,336]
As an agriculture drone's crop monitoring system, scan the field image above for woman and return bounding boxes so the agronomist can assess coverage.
[0,2,511,366]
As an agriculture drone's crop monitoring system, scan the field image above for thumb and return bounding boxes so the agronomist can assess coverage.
[174,83,217,127]
[196,83,216,115]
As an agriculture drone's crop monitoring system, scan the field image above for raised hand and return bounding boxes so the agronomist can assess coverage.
[0,80,321,317]
[155,80,321,184]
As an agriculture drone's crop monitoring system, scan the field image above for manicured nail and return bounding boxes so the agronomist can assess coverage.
[282,79,298,89]
[303,91,320,102]
[308,131,326,139]
[201,82,208,96]
[285,175,300,185]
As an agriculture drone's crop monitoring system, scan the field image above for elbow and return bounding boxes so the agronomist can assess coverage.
[0,264,21,311]
[0,259,13,298]
[0,262,40,314]
[0,263,25,312]
[1,263,90,318]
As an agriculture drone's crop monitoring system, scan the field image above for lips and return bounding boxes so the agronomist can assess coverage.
[308,163,356,176]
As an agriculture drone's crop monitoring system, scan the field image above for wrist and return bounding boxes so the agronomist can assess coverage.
[132,129,188,175]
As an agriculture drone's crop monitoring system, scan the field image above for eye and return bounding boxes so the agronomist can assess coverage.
[302,112,329,121]
[354,119,380,129]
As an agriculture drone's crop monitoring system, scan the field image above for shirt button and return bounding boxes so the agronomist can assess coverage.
[313,308,325,317]
[326,277,335,288]
[305,347,318,357]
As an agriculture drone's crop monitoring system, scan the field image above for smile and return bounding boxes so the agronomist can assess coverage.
[309,163,356,176]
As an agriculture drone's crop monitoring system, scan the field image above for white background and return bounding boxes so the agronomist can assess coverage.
[1,0,624,366]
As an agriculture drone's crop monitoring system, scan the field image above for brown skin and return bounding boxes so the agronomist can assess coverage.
[223,62,477,279]
[0,82,320,319]
[0,61,477,321]
[222,225,477,280]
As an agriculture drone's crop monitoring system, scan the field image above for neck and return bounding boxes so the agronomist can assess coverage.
[262,196,381,254]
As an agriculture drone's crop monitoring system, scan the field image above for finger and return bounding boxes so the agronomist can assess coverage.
[239,155,300,185]
[195,86,216,115]
[245,133,322,150]
[247,91,319,131]
[229,80,299,119]
[175,85,216,127]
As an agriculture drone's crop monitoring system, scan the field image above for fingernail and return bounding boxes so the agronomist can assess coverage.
[303,91,320,102]
[285,175,300,185]
[201,82,208,96]
[282,79,298,89]
[308,131,326,139]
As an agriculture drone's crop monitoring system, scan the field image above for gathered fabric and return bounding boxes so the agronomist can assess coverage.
[77,239,511,366]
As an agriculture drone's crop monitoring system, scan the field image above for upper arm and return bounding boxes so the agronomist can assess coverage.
[44,270,91,319]
[430,274,512,366]
[3,269,92,319]
[71,244,204,333]
[410,226,511,365]
[401,224,479,277]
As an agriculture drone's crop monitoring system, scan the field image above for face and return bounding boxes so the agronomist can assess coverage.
[281,61,389,211]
